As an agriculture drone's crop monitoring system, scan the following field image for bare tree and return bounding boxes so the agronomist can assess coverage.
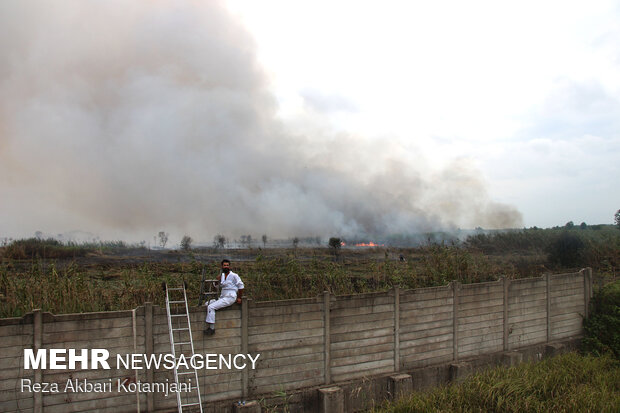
[240,235,253,248]
[158,231,169,248]
[292,237,299,257]
[262,234,267,248]
[213,234,226,249]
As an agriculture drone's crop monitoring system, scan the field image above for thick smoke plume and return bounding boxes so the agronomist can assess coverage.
[0,0,521,243]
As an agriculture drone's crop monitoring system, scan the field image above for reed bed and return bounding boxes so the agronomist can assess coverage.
[1,226,618,317]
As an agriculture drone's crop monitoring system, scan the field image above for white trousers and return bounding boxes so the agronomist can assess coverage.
[205,295,236,324]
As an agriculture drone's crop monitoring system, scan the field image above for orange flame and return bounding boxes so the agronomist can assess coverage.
[354,241,383,247]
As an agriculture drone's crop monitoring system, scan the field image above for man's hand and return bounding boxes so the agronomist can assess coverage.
[236,298,242,304]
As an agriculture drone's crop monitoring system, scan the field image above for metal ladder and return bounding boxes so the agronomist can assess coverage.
[198,267,220,307]
[165,282,203,413]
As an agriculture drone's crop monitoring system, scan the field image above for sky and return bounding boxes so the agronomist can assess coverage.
[225,0,620,225]
[0,0,618,245]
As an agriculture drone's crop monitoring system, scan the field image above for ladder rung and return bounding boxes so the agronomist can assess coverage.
[172,327,190,331]
[170,314,187,317]
[177,371,195,375]
[181,403,200,407]
[168,288,184,291]
[175,342,191,345]
[169,300,186,304]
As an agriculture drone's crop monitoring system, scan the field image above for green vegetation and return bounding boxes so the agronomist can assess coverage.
[583,280,620,359]
[328,237,342,258]
[3,238,92,260]
[546,232,586,267]
[1,238,135,260]
[0,244,530,317]
[0,226,618,317]
[0,261,167,316]
[373,352,620,413]
[465,226,619,276]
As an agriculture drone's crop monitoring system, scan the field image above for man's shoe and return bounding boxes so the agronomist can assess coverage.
[204,328,215,336]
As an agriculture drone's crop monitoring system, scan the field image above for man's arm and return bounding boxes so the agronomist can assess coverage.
[235,273,245,304]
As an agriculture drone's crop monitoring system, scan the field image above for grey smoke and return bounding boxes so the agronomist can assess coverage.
[0,0,522,243]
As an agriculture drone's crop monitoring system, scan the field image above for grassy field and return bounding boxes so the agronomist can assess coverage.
[372,352,620,413]
[0,226,618,317]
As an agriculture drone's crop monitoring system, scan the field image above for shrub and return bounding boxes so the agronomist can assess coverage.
[180,235,193,251]
[546,231,585,267]
[3,238,91,259]
[582,280,620,358]
[464,229,552,253]
[328,237,342,258]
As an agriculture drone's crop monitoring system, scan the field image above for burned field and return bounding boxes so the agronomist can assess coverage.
[1,226,618,318]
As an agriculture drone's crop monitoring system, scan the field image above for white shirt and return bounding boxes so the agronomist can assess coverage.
[220,271,244,297]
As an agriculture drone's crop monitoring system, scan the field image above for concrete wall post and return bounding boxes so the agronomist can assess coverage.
[131,308,140,412]
[318,386,343,413]
[452,282,460,362]
[144,302,154,412]
[33,309,42,413]
[388,373,412,400]
[546,273,552,342]
[583,268,592,319]
[449,362,472,383]
[242,297,249,398]
[502,351,523,367]
[324,291,331,385]
[393,286,400,372]
[503,276,510,351]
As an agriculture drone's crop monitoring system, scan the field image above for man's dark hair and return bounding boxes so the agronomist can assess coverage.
[221,259,231,265]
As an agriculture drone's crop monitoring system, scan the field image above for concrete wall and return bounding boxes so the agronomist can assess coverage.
[400,285,453,369]
[248,297,324,394]
[0,268,592,412]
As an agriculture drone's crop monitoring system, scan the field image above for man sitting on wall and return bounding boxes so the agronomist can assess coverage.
[205,259,244,335]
